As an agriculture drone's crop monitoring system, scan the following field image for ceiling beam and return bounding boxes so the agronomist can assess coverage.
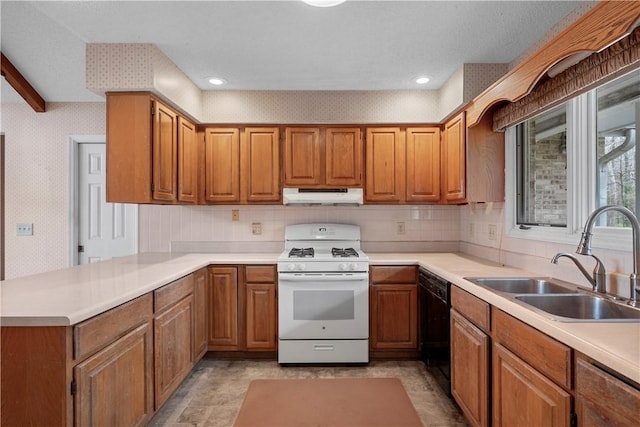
[1,52,46,113]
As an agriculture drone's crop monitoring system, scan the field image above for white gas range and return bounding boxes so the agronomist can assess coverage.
[277,223,369,364]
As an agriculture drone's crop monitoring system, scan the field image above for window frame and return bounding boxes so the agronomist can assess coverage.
[505,89,634,251]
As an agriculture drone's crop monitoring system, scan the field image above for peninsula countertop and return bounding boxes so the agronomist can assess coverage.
[1,252,638,384]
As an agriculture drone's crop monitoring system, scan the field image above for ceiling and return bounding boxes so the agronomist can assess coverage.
[1,0,587,104]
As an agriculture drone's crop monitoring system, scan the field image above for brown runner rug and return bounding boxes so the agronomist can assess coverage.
[233,377,424,427]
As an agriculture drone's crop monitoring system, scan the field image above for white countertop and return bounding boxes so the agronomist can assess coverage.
[1,251,638,384]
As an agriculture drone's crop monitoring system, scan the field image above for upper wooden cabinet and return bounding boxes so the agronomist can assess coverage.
[177,117,199,203]
[406,127,440,203]
[365,127,404,203]
[442,112,466,203]
[284,127,321,186]
[242,128,281,202]
[203,127,280,204]
[106,92,198,204]
[204,128,240,203]
[284,127,363,187]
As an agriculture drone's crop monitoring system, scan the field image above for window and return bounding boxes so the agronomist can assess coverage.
[516,103,568,227]
[506,69,640,248]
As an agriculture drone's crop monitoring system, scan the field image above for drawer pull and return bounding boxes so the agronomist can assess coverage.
[314,345,335,351]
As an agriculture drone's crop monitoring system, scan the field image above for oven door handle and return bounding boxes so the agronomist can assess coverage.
[278,273,369,282]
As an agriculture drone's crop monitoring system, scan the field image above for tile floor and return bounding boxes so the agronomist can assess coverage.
[149,358,468,427]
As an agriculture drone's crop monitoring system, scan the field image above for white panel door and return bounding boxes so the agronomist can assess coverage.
[78,143,137,264]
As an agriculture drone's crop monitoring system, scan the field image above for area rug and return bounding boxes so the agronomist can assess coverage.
[232,377,424,427]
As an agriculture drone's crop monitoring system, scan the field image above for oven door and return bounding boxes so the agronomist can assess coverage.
[278,272,369,340]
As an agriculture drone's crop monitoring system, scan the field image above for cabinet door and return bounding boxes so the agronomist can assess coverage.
[575,358,640,427]
[74,322,154,427]
[326,128,363,186]
[442,112,466,202]
[154,295,194,409]
[284,127,321,186]
[152,101,178,202]
[493,342,571,427]
[241,128,281,202]
[204,128,240,203]
[207,267,240,350]
[369,284,417,349]
[450,309,489,427]
[365,128,404,202]
[106,93,154,203]
[406,127,440,202]
[193,268,208,360]
[177,116,198,204]
[245,283,277,351]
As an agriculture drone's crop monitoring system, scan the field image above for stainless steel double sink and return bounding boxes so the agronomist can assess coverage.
[464,277,640,322]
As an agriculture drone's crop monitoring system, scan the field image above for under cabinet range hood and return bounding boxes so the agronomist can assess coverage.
[283,188,364,206]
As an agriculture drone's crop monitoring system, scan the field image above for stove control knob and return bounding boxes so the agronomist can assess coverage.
[349,263,357,270]
[298,264,306,271]
[287,263,296,271]
[339,263,347,271]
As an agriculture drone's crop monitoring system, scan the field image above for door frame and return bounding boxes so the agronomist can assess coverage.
[68,135,138,266]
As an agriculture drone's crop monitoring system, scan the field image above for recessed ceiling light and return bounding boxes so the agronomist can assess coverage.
[208,77,226,86]
[302,0,347,7]
[415,77,430,85]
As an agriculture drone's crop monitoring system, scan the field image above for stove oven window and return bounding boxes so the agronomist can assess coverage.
[293,290,355,320]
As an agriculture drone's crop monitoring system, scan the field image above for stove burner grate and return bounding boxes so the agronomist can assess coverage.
[289,247,315,258]
[332,247,359,258]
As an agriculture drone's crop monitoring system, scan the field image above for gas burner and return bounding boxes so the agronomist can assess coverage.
[289,247,315,258]
[332,247,359,258]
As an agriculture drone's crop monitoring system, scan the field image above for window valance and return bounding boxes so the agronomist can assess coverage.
[493,26,640,131]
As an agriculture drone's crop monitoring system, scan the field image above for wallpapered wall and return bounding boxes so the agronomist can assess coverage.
[2,102,106,279]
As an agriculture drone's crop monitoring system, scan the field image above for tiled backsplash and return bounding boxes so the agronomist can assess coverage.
[139,204,462,253]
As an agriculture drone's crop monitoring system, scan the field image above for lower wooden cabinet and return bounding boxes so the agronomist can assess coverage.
[450,308,490,427]
[575,357,640,427]
[207,266,240,350]
[245,266,277,351]
[493,342,571,427]
[74,322,154,427]
[193,268,208,359]
[154,295,194,408]
[369,266,418,353]
[207,265,278,353]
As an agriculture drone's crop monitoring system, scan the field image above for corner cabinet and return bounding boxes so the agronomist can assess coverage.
[207,265,278,354]
[106,92,198,204]
[203,127,280,204]
[283,127,363,187]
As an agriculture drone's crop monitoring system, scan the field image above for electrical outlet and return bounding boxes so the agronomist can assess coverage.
[232,209,240,221]
[252,222,262,235]
[488,224,497,241]
[17,223,33,236]
[396,222,406,235]
[469,223,475,237]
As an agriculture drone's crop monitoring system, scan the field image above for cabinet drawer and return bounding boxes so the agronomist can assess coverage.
[155,274,194,313]
[576,357,640,426]
[370,266,416,284]
[74,293,153,361]
[245,265,277,283]
[451,285,490,333]
[492,309,572,390]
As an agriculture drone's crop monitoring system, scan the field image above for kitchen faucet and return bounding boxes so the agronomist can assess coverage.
[551,252,606,293]
[575,205,640,307]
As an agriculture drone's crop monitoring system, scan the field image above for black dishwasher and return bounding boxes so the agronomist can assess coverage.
[418,268,451,394]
